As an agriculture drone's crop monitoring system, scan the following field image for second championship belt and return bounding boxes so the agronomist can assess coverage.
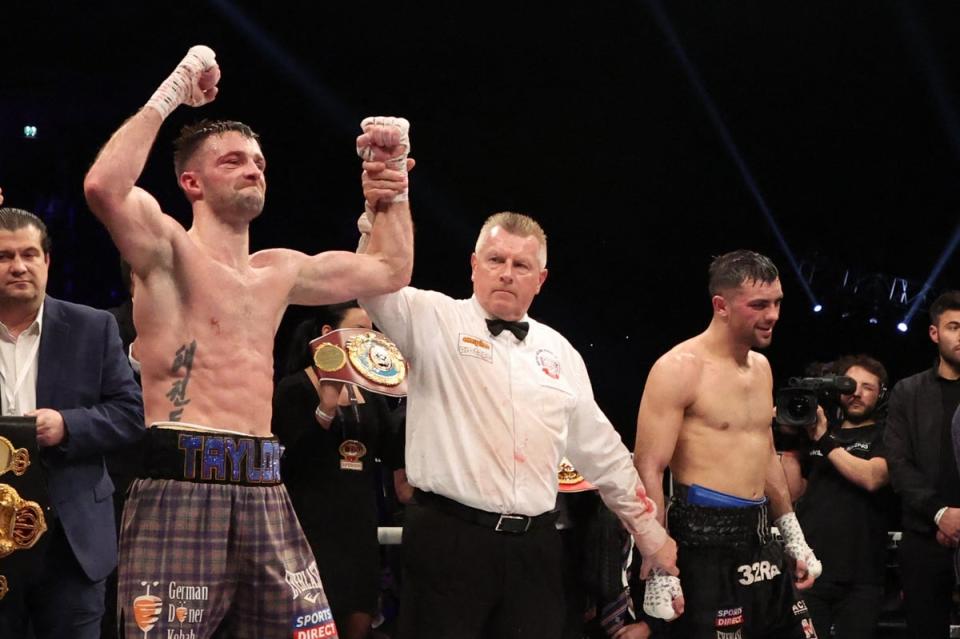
[309,328,409,397]
[0,415,49,604]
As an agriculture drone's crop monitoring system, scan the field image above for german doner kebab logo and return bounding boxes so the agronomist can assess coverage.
[346,331,407,387]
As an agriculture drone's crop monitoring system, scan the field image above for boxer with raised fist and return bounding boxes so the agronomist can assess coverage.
[84,46,413,638]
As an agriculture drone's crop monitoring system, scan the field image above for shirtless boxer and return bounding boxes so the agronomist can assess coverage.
[83,46,412,638]
[635,250,822,638]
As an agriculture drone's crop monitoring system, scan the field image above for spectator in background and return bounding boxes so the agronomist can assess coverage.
[0,205,143,638]
[784,354,893,638]
[272,301,404,639]
[886,291,960,639]
[557,460,655,639]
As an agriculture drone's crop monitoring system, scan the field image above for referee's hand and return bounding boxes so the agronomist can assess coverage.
[640,536,679,578]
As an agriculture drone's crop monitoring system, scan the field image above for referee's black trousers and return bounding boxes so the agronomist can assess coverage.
[399,498,564,639]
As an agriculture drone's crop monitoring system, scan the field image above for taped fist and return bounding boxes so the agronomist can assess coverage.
[357,116,410,164]
[357,117,412,204]
[776,512,822,589]
[643,568,684,621]
[146,45,220,120]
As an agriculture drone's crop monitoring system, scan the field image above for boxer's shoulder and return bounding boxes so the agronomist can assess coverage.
[249,246,298,269]
[747,348,770,368]
[656,340,706,377]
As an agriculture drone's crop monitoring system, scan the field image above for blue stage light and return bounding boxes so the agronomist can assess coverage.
[23,125,37,138]
[813,304,822,313]
[645,0,816,309]
[897,322,909,333]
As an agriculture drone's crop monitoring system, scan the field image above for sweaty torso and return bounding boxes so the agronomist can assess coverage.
[133,232,297,436]
[670,337,774,500]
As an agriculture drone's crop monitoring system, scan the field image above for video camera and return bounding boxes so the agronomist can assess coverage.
[775,375,856,428]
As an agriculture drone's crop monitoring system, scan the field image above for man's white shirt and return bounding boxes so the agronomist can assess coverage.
[361,289,665,554]
[0,302,43,416]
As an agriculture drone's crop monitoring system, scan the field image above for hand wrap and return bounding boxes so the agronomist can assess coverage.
[642,567,683,621]
[775,512,822,579]
[145,45,218,120]
[356,116,411,202]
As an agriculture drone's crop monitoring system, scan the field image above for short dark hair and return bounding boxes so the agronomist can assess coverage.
[173,120,260,177]
[281,302,362,377]
[835,353,888,390]
[929,290,960,326]
[0,207,51,254]
[708,250,779,296]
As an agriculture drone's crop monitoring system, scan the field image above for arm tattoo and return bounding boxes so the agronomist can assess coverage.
[166,340,197,421]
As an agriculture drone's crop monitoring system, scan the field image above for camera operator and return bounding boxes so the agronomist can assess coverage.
[782,355,891,638]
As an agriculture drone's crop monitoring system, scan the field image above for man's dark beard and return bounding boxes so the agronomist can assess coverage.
[939,345,960,377]
[843,405,875,425]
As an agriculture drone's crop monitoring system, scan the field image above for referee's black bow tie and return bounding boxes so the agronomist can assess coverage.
[486,318,529,341]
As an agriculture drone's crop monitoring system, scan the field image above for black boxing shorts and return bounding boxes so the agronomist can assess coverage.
[665,484,818,639]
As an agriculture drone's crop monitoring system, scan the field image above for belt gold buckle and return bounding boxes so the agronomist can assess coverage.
[0,483,47,558]
[495,514,531,533]
[309,328,408,397]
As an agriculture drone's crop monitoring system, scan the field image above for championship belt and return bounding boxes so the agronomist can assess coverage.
[309,328,408,397]
[557,457,595,493]
[0,416,48,603]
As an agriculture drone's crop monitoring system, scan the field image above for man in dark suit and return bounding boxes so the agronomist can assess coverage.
[0,205,144,638]
[886,290,960,639]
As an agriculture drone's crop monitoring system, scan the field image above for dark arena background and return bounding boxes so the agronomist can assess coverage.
[5,1,960,636]
[4,1,960,443]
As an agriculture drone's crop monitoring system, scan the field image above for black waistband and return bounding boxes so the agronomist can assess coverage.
[669,487,771,548]
[414,489,557,534]
[141,426,283,487]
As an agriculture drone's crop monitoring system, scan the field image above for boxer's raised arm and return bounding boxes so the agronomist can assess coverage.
[84,46,219,275]
[287,206,413,305]
[288,117,414,304]
[85,109,177,275]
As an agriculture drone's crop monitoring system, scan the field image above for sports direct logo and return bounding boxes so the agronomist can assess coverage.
[715,606,744,628]
[293,607,338,639]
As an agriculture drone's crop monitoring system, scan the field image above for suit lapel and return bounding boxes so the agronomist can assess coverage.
[924,368,944,477]
[37,297,69,408]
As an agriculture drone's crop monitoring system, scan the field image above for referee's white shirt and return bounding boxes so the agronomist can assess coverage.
[361,289,666,555]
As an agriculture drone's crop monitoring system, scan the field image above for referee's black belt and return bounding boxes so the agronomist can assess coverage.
[414,489,557,534]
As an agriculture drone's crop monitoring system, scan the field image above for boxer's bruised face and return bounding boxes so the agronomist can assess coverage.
[840,365,882,422]
[716,277,782,348]
[183,131,267,221]
[471,227,547,322]
[0,225,49,309]
[930,310,960,370]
